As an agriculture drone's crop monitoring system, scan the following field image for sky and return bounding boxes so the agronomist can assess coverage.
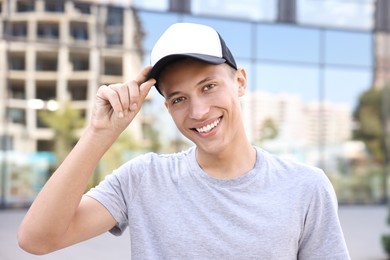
[297,0,374,30]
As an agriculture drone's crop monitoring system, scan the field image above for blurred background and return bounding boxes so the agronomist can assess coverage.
[1,0,390,259]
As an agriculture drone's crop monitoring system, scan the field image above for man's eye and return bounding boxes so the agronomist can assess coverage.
[203,84,216,91]
[172,97,185,104]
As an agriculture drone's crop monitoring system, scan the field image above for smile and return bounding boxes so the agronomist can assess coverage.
[195,117,221,133]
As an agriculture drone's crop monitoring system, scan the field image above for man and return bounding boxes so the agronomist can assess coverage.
[18,23,350,259]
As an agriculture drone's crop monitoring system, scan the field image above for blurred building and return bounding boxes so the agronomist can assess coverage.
[304,101,352,147]
[242,91,305,145]
[0,0,151,154]
[373,0,390,88]
[242,91,352,148]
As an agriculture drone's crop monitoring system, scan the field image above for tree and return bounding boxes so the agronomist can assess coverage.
[98,130,142,176]
[38,102,85,166]
[354,87,390,256]
[354,87,390,164]
[144,124,161,153]
[354,86,390,205]
[258,118,278,144]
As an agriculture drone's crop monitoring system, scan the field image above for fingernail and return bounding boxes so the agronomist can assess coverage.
[131,103,138,111]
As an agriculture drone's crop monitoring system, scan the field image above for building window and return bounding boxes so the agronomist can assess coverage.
[70,22,88,41]
[70,54,89,71]
[7,108,26,125]
[104,58,122,75]
[68,81,87,100]
[325,30,373,67]
[16,0,34,12]
[44,0,65,13]
[106,30,123,45]
[9,53,25,70]
[36,54,58,71]
[107,6,123,26]
[10,80,26,99]
[11,22,27,37]
[0,135,13,150]
[182,17,252,59]
[37,23,59,39]
[297,0,375,30]
[191,0,277,22]
[74,3,90,14]
[255,24,320,63]
[106,6,123,45]
[36,82,56,101]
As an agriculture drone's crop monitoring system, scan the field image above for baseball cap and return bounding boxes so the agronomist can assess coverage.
[148,23,237,95]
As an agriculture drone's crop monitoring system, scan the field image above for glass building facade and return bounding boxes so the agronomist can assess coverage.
[134,0,380,204]
[1,0,389,206]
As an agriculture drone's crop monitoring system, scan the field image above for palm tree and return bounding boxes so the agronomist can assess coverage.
[38,101,85,166]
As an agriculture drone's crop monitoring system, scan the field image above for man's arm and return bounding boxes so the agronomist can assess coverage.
[298,171,350,259]
[17,66,156,255]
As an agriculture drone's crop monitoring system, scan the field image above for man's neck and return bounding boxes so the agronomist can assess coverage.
[195,141,256,179]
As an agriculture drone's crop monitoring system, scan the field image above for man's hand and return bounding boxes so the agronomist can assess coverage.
[92,66,156,136]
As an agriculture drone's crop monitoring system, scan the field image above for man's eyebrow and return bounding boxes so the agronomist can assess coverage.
[196,76,214,87]
[165,90,182,101]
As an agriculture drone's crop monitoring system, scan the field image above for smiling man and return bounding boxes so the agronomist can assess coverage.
[18,23,350,259]
[159,59,252,179]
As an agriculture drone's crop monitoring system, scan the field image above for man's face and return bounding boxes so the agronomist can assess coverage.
[158,59,247,155]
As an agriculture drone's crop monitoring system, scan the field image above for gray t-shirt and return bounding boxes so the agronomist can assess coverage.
[86,147,350,259]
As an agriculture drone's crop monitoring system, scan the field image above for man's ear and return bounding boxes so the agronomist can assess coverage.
[236,68,247,97]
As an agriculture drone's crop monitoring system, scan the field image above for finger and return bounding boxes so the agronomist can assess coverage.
[127,80,140,111]
[97,85,125,118]
[123,66,153,112]
[108,83,130,112]
[126,76,156,112]
[134,66,153,86]
[140,78,156,101]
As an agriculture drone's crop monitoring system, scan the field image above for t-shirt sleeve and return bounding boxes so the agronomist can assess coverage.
[298,171,351,260]
[85,158,145,236]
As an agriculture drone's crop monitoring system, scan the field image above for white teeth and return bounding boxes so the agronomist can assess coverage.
[196,118,221,133]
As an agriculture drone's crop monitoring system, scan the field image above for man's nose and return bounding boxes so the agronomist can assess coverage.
[189,98,210,120]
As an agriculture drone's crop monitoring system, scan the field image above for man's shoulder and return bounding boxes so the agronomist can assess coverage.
[119,146,195,177]
[255,147,335,200]
[255,146,327,183]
